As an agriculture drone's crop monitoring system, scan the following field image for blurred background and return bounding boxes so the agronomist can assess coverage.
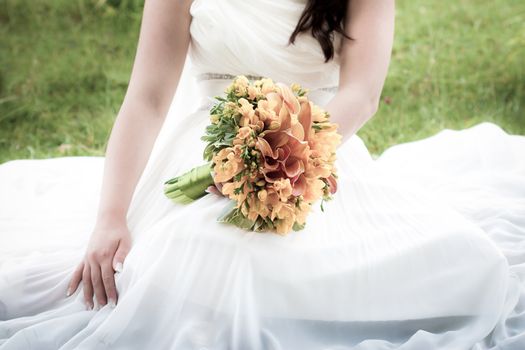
[0,0,523,162]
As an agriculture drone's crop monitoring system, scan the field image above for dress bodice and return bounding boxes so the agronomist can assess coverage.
[188,0,343,91]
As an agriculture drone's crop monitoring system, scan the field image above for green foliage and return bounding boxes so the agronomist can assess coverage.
[0,0,524,162]
[201,98,240,161]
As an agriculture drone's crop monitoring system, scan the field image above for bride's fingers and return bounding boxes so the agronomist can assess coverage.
[82,263,94,310]
[67,261,84,296]
[205,185,222,196]
[100,260,118,306]
[90,262,107,308]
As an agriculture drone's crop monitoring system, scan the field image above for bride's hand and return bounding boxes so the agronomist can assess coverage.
[206,178,224,197]
[66,220,132,310]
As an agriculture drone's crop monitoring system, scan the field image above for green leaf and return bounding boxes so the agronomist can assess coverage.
[293,221,306,231]
[217,202,257,231]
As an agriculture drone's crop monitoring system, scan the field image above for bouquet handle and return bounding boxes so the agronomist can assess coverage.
[164,161,215,204]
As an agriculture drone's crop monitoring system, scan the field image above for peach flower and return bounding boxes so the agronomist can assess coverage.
[275,82,301,116]
[254,96,315,197]
[212,145,245,183]
[238,98,255,127]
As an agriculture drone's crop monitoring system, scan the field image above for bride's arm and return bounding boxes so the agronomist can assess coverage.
[324,0,395,144]
[68,0,193,309]
[96,0,192,227]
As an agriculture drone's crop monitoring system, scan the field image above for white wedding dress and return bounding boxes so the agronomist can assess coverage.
[1,0,525,349]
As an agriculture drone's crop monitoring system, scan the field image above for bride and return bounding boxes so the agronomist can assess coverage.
[1,0,524,349]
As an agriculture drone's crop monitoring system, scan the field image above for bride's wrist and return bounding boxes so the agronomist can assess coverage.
[95,210,128,230]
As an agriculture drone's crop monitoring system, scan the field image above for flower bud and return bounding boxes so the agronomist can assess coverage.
[210,114,219,123]
[257,189,267,201]
[269,121,280,130]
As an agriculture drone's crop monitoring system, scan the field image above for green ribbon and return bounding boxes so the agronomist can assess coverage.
[164,161,215,204]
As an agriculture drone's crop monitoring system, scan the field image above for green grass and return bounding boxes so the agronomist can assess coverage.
[360,0,525,155]
[1,0,524,162]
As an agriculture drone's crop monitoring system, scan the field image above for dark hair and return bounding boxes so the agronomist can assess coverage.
[288,0,352,63]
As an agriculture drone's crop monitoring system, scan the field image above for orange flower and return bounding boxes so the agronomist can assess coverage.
[260,78,276,95]
[309,123,341,160]
[271,202,296,234]
[254,96,314,197]
[272,178,293,202]
[247,85,261,100]
[241,193,271,221]
[311,104,329,123]
[302,178,326,203]
[238,98,255,127]
[212,145,245,183]
[230,75,249,97]
[294,200,312,225]
[237,126,252,140]
[275,82,301,116]
[304,157,332,179]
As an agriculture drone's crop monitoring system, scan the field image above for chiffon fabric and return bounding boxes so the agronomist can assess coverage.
[1,0,525,349]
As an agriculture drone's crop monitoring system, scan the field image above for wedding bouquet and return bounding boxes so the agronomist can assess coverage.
[163,75,342,234]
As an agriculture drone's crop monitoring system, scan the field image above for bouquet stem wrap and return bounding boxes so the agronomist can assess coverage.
[163,161,215,204]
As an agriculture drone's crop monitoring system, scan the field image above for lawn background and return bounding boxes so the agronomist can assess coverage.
[1,0,524,163]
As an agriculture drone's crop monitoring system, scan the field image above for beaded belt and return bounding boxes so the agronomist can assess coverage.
[196,72,339,94]
[195,72,339,111]
[197,72,266,82]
